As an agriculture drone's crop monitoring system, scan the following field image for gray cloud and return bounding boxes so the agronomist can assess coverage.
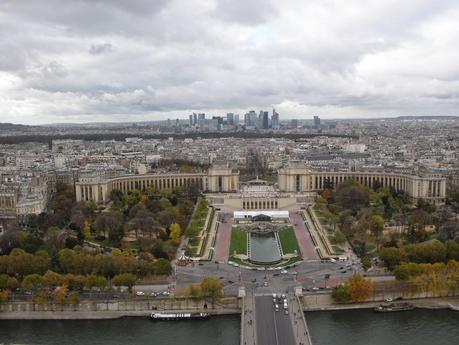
[0,0,458,124]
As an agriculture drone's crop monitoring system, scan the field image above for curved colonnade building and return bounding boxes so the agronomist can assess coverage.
[75,164,446,205]
[75,165,240,203]
[278,164,446,205]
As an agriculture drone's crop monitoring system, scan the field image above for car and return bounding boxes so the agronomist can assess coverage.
[162,291,170,296]
[274,304,279,311]
[281,269,288,274]
[284,310,289,315]
[228,280,234,284]
[273,298,277,303]
[283,304,288,310]
[198,263,204,266]
[385,298,393,302]
[272,293,277,298]
[136,291,145,296]
[263,281,268,287]
[312,287,319,291]
[341,270,347,273]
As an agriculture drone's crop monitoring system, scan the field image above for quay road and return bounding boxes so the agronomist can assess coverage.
[242,288,312,345]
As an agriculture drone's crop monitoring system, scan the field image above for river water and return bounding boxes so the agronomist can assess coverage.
[0,309,458,345]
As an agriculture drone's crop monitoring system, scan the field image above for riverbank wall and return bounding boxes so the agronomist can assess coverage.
[0,297,242,320]
[302,293,459,312]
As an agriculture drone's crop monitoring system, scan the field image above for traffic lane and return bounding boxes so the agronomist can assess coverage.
[274,303,296,345]
[255,296,278,345]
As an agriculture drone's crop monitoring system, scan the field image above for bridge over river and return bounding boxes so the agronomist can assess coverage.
[241,287,312,345]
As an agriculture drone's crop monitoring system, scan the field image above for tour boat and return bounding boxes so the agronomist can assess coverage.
[374,302,415,312]
[150,312,210,320]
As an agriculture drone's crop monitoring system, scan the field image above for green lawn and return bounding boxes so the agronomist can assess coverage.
[229,228,247,255]
[278,227,300,255]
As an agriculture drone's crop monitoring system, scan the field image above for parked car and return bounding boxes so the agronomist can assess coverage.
[136,291,145,296]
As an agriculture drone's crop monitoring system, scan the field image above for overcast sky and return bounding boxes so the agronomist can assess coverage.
[0,0,458,124]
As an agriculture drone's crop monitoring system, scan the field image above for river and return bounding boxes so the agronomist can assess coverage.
[0,309,458,345]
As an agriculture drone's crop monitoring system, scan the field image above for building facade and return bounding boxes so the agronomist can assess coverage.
[278,164,447,204]
[75,165,240,203]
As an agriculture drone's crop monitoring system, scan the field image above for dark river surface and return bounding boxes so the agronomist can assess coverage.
[0,309,458,345]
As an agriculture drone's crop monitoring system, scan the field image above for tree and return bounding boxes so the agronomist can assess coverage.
[54,285,68,310]
[22,274,43,292]
[331,285,350,303]
[380,247,406,270]
[0,290,9,304]
[361,256,372,271]
[112,273,136,292]
[43,270,64,289]
[344,274,373,302]
[333,230,346,245]
[370,215,384,247]
[94,212,122,239]
[152,258,172,276]
[69,291,80,310]
[336,183,370,213]
[83,220,91,240]
[200,277,223,307]
[169,223,181,243]
[439,221,459,242]
[184,284,202,308]
[85,275,107,290]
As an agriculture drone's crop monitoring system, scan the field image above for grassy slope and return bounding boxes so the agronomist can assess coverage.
[229,228,247,255]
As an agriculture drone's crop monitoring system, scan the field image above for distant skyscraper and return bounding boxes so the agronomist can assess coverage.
[313,115,320,128]
[271,108,279,128]
[259,110,269,129]
[193,112,198,125]
[234,114,240,126]
[226,113,234,125]
[245,110,257,126]
[198,113,206,121]
[189,114,193,126]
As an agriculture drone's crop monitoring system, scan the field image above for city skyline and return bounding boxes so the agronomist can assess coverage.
[0,0,458,125]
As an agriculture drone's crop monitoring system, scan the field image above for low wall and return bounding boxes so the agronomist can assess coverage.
[0,297,242,319]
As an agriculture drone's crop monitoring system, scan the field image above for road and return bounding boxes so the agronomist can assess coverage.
[290,212,319,261]
[255,295,296,345]
[214,214,232,262]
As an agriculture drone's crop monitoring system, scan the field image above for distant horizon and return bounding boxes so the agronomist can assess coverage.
[2,114,458,127]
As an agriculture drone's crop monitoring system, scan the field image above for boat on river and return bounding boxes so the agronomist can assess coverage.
[448,303,459,311]
[150,312,210,321]
[374,302,415,312]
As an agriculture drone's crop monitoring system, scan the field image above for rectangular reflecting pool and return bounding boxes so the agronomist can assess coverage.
[249,232,281,264]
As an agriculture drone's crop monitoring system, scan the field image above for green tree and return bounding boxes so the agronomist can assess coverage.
[83,220,91,240]
[200,277,223,307]
[184,284,202,308]
[380,247,406,270]
[43,270,64,289]
[22,274,43,292]
[370,215,384,246]
[331,285,350,303]
[169,223,181,243]
[361,256,372,271]
[112,273,136,292]
[152,258,172,276]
